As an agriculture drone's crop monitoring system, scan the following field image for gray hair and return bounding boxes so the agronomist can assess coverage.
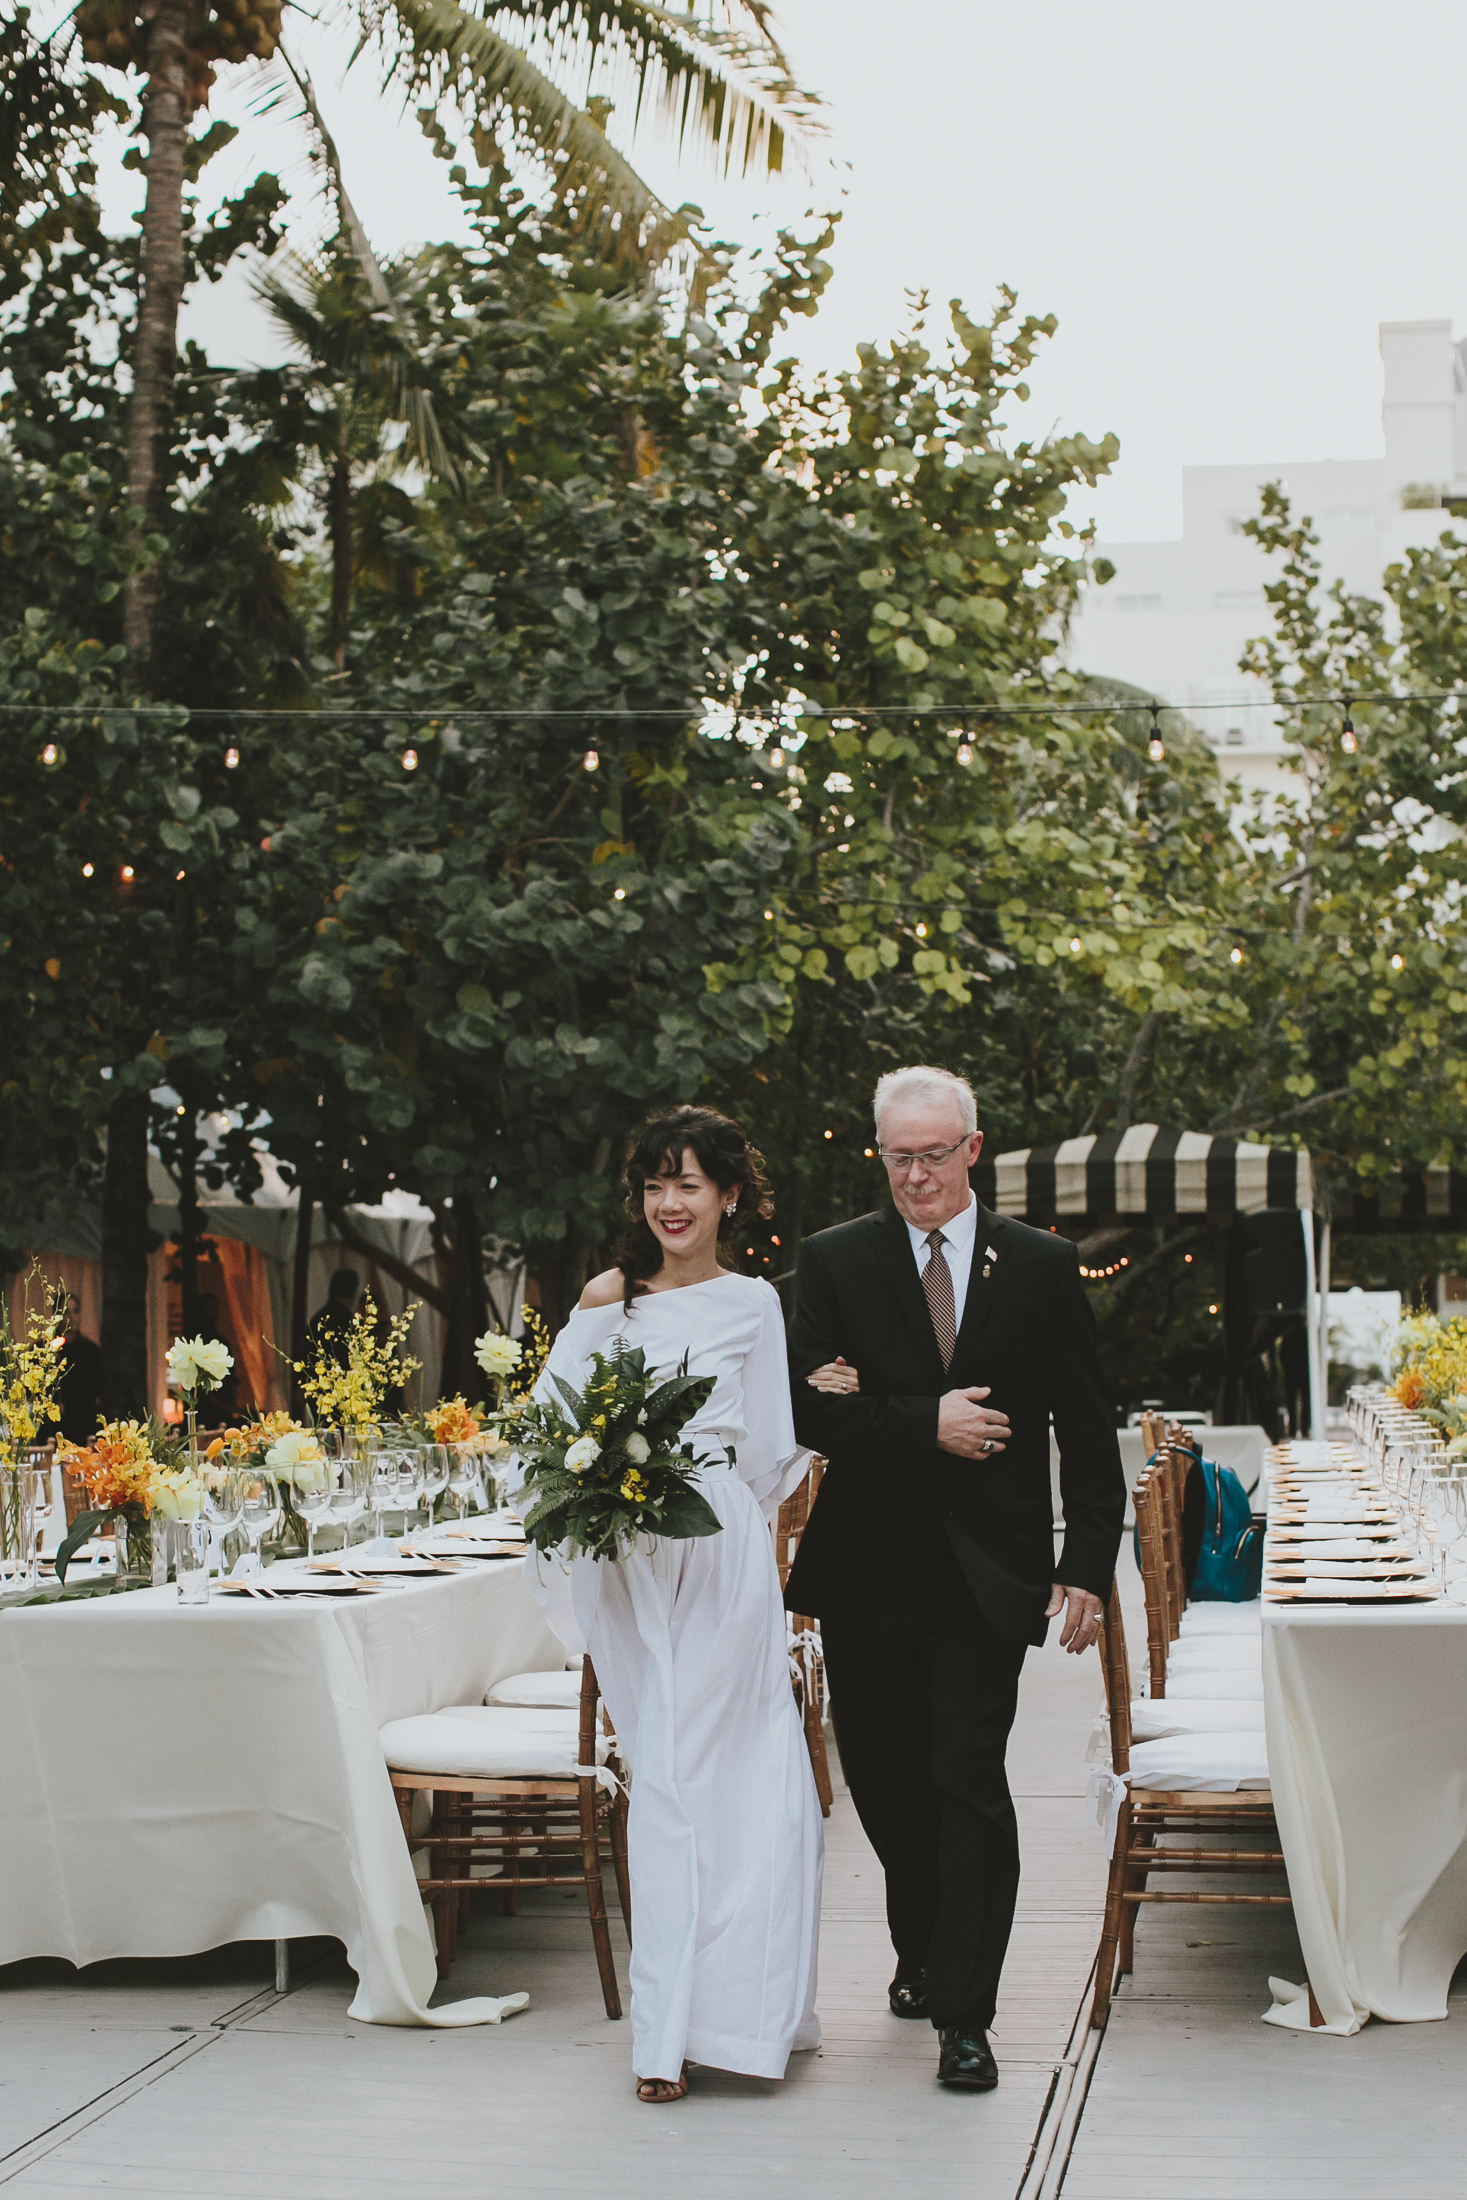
[872,1065,977,1137]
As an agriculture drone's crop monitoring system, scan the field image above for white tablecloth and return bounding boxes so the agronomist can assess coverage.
[1262,1587,1467,2034]
[0,1563,566,2025]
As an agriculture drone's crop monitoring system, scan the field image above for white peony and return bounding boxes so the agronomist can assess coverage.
[623,1432,650,1464]
[167,1335,234,1393]
[475,1330,524,1380]
[564,1435,601,1475]
[151,1469,205,1521]
[265,1429,328,1490]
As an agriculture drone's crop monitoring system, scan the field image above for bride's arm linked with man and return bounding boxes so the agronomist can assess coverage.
[786,1063,1126,2092]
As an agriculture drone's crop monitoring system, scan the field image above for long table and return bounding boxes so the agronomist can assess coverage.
[0,1560,566,2025]
[1260,1441,1467,2036]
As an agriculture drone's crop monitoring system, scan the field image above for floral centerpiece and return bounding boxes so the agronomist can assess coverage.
[55,1419,204,1586]
[294,1298,420,1437]
[1391,1312,1467,1452]
[0,1268,66,1572]
[503,1338,722,1561]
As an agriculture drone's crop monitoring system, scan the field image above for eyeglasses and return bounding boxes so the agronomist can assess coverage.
[876,1136,971,1174]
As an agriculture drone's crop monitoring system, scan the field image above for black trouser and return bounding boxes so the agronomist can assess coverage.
[821,1554,1028,2032]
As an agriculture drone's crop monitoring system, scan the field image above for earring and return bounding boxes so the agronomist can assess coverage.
[724,1201,737,1217]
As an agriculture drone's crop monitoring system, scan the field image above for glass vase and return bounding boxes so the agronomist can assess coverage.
[114,1511,166,1591]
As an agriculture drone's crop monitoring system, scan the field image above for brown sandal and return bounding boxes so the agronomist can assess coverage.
[636,2070,689,2104]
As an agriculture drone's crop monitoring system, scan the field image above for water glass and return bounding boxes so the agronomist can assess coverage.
[175,1517,210,1604]
[204,1462,246,1576]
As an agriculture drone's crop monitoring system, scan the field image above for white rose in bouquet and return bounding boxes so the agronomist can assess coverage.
[475,1330,524,1381]
[167,1336,234,1394]
[623,1432,650,1464]
[564,1435,601,1475]
[151,1468,205,1520]
[265,1428,328,1491]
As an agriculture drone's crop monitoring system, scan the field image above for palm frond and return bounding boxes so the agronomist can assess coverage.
[383,0,693,256]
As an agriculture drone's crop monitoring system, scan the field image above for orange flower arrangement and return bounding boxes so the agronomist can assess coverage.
[1393,1368,1427,1410]
[424,1397,485,1447]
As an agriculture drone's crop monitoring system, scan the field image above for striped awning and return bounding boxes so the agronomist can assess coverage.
[1346,1163,1467,1234]
[973,1125,1312,1223]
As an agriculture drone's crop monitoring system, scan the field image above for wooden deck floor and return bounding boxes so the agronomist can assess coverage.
[0,1628,1109,2199]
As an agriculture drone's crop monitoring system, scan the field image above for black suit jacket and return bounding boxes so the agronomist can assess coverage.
[784,1201,1125,1646]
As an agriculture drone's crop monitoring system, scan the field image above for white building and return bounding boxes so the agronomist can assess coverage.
[1068,319,1467,798]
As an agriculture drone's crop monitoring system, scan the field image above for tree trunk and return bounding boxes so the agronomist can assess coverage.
[121,0,190,675]
[290,1177,316,1417]
[177,1102,201,1338]
[438,1195,490,1402]
[329,447,352,668]
[101,1093,152,1420]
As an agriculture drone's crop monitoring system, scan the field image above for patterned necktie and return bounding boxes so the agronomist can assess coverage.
[922,1229,957,1371]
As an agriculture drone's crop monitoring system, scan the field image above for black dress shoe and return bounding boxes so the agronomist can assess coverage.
[937,2026,998,2090]
[888,1968,928,2019]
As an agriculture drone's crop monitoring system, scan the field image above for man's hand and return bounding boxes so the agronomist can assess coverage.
[1046,1583,1103,1654]
[936,1386,1012,1460]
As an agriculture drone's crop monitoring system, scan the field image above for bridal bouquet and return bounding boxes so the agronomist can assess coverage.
[506,1339,723,1561]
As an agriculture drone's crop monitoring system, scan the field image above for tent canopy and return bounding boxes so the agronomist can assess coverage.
[973,1125,1313,1229]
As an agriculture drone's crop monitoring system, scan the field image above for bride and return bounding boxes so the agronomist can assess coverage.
[523,1105,823,2103]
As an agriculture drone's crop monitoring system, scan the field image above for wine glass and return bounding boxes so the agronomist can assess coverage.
[393,1447,423,1534]
[448,1448,477,1526]
[362,1449,400,1555]
[418,1445,450,1537]
[292,1453,336,1561]
[326,1455,367,1552]
[203,1461,246,1576]
[233,1468,282,1578]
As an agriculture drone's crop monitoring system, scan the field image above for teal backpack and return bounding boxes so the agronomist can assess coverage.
[1187,1452,1264,1603]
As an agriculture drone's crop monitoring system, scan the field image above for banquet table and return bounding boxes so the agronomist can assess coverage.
[0,1559,566,2025]
[1260,1442,1467,2036]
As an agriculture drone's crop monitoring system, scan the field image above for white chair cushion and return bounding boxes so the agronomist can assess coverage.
[485,1669,583,1710]
[1163,1666,1265,1700]
[1128,1730,1270,1791]
[1167,1636,1260,1672]
[1178,1601,1262,1635]
[1131,1696,1266,1740]
[380,1705,607,1780]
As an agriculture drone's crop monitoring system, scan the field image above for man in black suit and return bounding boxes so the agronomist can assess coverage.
[785,1065,1124,2091]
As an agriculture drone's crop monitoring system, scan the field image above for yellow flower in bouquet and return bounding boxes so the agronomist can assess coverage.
[1390,1313,1467,1437]
[0,1267,66,1461]
[294,1300,420,1432]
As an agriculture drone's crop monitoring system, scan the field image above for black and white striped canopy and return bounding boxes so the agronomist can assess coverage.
[972,1125,1312,1225]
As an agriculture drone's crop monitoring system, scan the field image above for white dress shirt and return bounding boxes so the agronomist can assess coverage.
[905,1192,980,1333]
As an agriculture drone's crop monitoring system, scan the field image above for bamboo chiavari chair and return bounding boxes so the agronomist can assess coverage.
[386,1657,631,2016]
[1091,1585,1287,2025]
[774,1458,834,1816]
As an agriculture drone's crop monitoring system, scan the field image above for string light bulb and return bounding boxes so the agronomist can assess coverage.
[224,746,240,769]
[81,862,93,878]
[823,1129,834,1140]
[769,745,785,768]
[915,922,928,938]
[1147,705,1165,762]
[1069,936,1082,954]
[1391,953,1404,970]
[1341,694,1357,754]
[120,865,135,881]
[41,742,58,766]
[401,748,418,771]
[613,886,626,900]
[582,748,599,772]
[956,741,973,765]
[1229,945,1244,964]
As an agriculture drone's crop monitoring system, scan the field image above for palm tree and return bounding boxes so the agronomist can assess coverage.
[45,0,817,681]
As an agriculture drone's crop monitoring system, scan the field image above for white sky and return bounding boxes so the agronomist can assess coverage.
[82,0,1467,542]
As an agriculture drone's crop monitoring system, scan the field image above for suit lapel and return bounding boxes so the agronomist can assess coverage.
[870,1207,947,1385]
[950,1202,1006,1380]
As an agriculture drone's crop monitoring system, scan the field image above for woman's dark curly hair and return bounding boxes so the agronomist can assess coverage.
[615,1105,774,1308]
